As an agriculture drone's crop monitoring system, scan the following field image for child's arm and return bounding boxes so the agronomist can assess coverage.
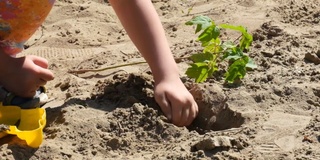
[109,0,198,126]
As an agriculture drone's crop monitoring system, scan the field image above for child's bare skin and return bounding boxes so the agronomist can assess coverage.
[0,53,54,98]
[110,0,198,126]
[0,0,198,127]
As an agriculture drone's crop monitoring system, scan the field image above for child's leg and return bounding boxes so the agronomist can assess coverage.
[0,0,55,55]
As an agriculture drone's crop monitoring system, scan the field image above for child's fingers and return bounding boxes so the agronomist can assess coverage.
[155,92,172,121]
[28,55,54,81]
[171,103,183,126]
[36,66,54,81]
[178,107,189,127]
[185,101,198,126]
[172,99,196,127]
[29,55,49,69]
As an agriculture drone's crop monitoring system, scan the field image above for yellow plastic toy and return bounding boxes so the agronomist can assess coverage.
[0,103,46,148]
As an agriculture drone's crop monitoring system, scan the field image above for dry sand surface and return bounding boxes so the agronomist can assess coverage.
[1,0,320,159]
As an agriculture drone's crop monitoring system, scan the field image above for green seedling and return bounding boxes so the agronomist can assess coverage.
[185,15,256,83]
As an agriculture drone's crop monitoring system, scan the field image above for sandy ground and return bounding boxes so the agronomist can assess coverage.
[0,0,320,159]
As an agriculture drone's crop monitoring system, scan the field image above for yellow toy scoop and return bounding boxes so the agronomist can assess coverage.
[0,103,46,148]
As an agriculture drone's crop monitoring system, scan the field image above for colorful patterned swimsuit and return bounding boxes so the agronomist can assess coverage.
[0,0,55,56]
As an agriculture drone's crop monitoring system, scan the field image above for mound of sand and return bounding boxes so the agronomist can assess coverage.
[1,0,319,159]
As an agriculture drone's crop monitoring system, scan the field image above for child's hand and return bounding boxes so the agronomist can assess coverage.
[154,77,198,127]
[0,55,54,97]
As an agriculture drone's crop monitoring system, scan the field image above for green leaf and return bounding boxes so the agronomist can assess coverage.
[221,41,236,50]
[219,24,253,51]
[223,47,243,60]
[185,16,213,33]
[203,38,221,53]
[224,56,249,83]
[239,35,253,51]
[208,61,218,77]
[219,24,247,34]
[186,17,256,83]
[246,58,257,69]
[186,59,218,83]
[190,52,214,62]
[225,55,242,60]
[198,25,220,46]
[186,62,210,83]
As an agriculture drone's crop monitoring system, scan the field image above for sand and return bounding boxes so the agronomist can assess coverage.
[0,0,320,159]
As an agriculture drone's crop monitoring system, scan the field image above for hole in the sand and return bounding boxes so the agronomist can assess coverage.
[188,103,245,134]
[187,83,245,134]
[93,73,245,135]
